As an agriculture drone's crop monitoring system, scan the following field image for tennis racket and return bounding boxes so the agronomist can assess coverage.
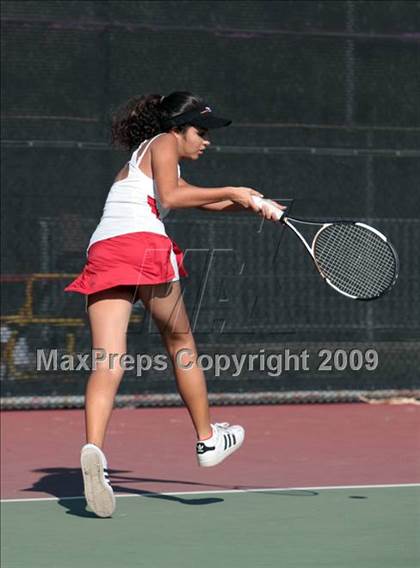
[252,196,399,301]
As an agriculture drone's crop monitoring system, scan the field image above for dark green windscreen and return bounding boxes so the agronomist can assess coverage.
[2,1,419,406]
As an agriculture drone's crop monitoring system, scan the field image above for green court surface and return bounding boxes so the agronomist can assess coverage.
[2,485,419,568]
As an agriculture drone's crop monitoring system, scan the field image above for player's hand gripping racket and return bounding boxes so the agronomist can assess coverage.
[252,196,399,300]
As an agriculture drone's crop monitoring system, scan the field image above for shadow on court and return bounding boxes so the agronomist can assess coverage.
[23,467,226,517]
[22,467,320,517]
[61,490,226,519]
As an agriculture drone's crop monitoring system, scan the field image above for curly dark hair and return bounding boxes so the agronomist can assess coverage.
[111,91,203,151]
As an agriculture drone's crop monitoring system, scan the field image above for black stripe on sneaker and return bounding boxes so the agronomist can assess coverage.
[224,434,228,450]
[232,433,236,445]
[227,434,232,448]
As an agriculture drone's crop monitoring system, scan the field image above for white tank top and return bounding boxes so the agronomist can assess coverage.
[87,133,180,253]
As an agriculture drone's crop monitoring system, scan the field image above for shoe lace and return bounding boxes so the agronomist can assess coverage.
[213,422,230,430]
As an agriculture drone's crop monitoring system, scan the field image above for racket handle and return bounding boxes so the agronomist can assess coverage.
[251,196,284,221]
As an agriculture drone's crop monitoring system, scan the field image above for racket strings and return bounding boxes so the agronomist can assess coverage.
[313,224,397,299]
[319,229,396,296]
[319,229,395,278]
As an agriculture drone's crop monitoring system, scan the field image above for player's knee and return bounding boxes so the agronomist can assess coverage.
[90,358,126,381]
[164,332,196,361]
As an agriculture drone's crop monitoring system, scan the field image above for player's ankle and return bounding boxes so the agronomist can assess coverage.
[85,441,103,450]
[198,428,213,441]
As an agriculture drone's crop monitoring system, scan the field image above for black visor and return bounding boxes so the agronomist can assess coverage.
[162,105,231,130]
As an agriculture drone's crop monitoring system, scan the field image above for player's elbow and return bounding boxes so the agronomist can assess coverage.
[158,193,171,209]
[160,188,186,209]
[159,194,177,210]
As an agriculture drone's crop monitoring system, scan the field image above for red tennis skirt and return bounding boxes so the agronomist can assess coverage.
[64,231,188,296]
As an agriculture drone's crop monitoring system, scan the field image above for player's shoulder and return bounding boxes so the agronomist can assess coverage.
[152,132,177,152]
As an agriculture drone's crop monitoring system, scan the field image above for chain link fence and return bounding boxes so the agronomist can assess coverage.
[2,1,420,407]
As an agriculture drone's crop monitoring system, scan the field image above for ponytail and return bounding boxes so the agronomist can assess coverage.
[111,94,162,151]
[111,91,203,151]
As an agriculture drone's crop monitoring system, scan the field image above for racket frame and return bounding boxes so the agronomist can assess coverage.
[282,216,399,301]
[251,197,399,300]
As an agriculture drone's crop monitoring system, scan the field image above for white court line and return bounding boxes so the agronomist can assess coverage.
[1,483,420,503]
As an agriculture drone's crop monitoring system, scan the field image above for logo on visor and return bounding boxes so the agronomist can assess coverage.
[200,106,212,114]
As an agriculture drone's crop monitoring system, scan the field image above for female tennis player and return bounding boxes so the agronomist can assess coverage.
[64,91,285,517]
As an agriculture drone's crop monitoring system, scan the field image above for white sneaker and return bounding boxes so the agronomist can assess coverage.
[80,443,116,518]
[196,422,245,467]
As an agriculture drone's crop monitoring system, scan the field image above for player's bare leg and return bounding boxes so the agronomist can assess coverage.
[137,281,212,440]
